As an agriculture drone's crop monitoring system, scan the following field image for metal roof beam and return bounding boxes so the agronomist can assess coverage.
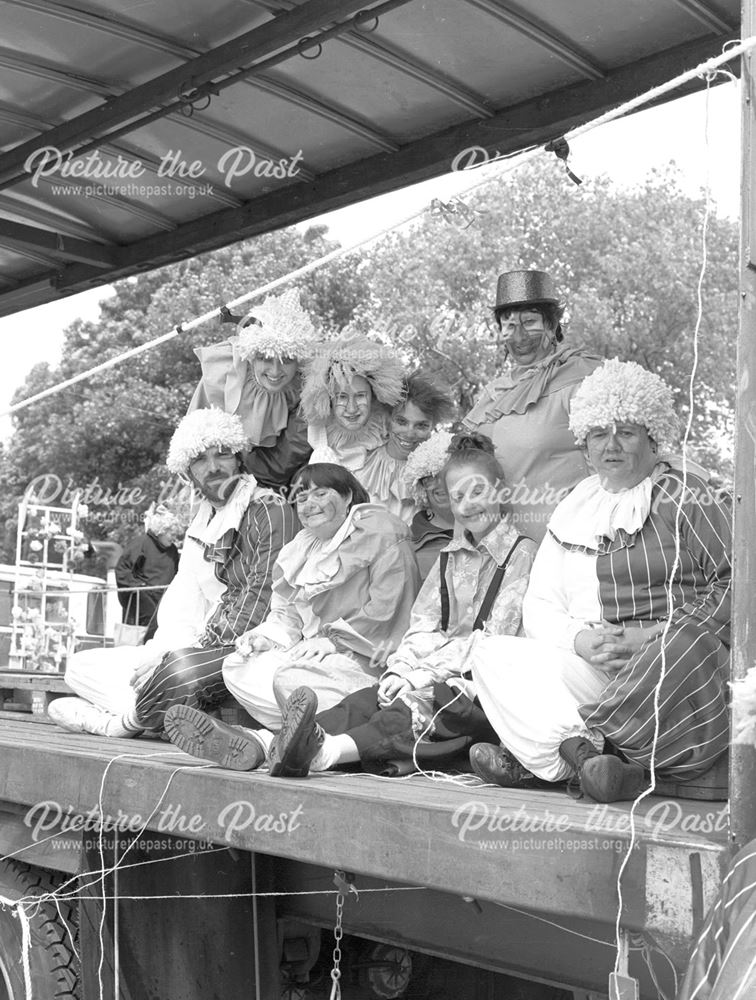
[0,196,111,243]
[461,0,606,80]
[6,0,395,157]
[0,0,407,185]
[0,29,735,318]
[0,59,314,193]
[0,221,116,267]
[246,0,494,117]
[667,0,737,32]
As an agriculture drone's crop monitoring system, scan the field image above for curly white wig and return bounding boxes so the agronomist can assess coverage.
[300,331,405,424]
[403,430,454,504]
[235,288,316,363]
[569,358,679,451]
[166,408,249,474]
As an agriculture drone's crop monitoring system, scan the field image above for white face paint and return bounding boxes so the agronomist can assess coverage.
[331,375,372,431]
[499,309,556,366]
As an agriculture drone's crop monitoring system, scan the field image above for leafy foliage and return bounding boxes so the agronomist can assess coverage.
[0,161,737,562]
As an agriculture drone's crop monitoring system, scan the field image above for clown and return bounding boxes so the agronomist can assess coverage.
[49,408,298,737]
[188,288,316,489]
[468,360,732,802]
[301,333,452,518]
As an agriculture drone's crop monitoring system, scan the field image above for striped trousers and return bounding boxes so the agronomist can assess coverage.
[470,624,728,783]
[678,840,756,999]
[133,644,235,732]
[580,622,730,781]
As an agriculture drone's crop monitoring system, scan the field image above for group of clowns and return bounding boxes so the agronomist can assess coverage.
[45,269,756,995]
[47,271,741,810]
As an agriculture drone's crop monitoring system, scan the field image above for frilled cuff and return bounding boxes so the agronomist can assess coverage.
[322,619,373,659]
[252,620,297,650]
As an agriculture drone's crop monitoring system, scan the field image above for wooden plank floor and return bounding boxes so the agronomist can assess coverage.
[0,719,730,940]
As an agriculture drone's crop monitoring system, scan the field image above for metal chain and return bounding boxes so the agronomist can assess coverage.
[329,873,345,1000]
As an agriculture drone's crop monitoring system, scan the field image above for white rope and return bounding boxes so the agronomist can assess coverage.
[17,903,32,1000]
[0,148,537,420]
[564,36,754,144]
[611,70,715,982]
[5,35,751,420]
[40,886,428,902]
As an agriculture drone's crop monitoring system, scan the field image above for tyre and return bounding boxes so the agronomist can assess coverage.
[358,942,413,999]
[0,858,79,999]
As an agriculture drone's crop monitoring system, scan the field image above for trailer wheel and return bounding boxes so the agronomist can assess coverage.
[358,942,413,998]
[0,858,79,1000]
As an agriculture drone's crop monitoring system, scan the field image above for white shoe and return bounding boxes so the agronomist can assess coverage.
[48,697,136,738]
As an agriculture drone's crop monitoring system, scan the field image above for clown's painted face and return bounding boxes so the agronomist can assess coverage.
[332,375,373,431]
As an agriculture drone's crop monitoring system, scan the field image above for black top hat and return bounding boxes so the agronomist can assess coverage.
[494,270,560,310]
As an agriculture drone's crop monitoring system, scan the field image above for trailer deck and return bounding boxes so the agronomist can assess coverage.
[0,718,730,997]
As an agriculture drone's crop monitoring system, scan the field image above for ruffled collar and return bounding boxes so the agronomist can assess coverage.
[548,464,668,551]
[193,337,300,446]
[239,369,300,447]
[464,346,602,421]
[275,503,380,597]
[307,412,388,470]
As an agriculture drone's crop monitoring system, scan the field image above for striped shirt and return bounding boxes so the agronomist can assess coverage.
[597,471,731,644]
[199,494,299,647]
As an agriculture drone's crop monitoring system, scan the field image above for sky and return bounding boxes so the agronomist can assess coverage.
[0,79,740,439]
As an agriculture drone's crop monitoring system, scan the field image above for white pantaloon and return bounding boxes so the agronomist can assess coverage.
[223,642,382,731]
[65,647,139,716]
[470,635,608,781]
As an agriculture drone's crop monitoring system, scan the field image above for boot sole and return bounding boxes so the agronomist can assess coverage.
[268,687,318,778]
[469,743,536,788]
[580,755,646,803]
[164,705,264,771]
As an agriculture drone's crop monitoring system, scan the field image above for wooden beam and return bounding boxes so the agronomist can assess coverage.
[0,722,729,937]
[0,0,407,186]
[730,0,756,849]
[0,220,116,267]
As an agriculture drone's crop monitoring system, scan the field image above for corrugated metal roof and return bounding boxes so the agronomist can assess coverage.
[0,0,740,317]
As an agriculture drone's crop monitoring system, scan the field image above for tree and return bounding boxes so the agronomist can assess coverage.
[0,160,738,562]
[357,162,738,472]
[0,227,369,560]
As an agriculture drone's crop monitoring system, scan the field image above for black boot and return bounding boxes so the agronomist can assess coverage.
[469,743,537,787]
[268,687,324,778]
[559,737,645,803]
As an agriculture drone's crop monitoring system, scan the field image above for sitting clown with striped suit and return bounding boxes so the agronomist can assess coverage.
[467,359,732,803]
[49,408,298,738]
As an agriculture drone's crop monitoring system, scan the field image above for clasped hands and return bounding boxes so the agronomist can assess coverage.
[573,621,663,670]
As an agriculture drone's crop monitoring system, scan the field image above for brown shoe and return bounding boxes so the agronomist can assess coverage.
[469,743,536,787]
[268,687,324,778]
[559,737,645,802]
[164,705,265,771]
